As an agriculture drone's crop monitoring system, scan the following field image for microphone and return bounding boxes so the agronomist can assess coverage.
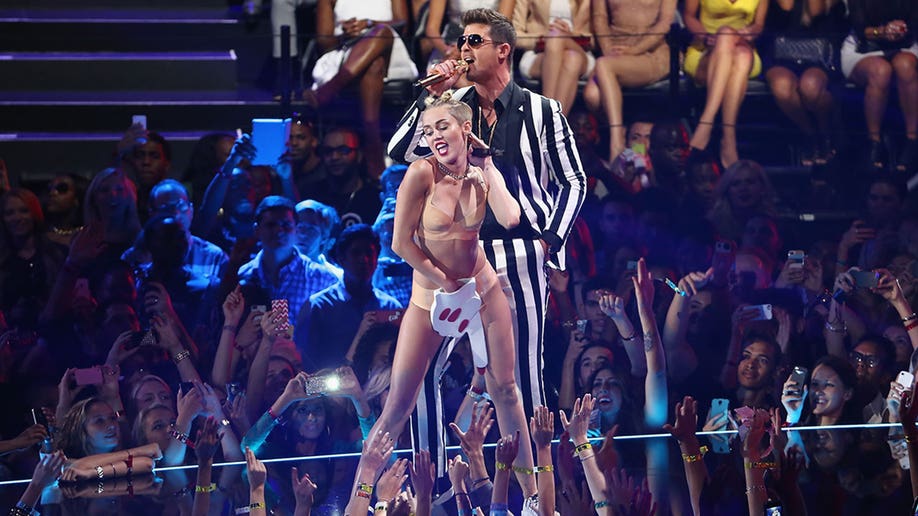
[415,60,469,88]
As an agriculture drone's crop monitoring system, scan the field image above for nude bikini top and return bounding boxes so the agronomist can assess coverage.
[418,158,487,241]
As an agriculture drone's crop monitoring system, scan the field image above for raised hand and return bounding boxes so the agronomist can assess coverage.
[245,447,267,490]
[604,468,636,509]
[677,269,713,297]
[375,458,409,503]
[559,394,595,443]
[595,426,620,471]
[449,401,494,457]
[32,450,67,489]
[663,396,699,444]
[360,429,395,476]
[409,449,435,500]
[194,416,222,462]
[631,258,654,311]
[222,285,246,328]
[495,430,520,467]
[447,455,470,492]
[529,405,554,449]
[259,308,289,341]
[291,467,318,510]
[10,424,49,451]
[225,134,256,171]
[598,292,627,322]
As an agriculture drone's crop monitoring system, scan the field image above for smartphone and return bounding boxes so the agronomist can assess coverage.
[631,142,646,155]
[31,408,49,430]
[304,372,341,395]
[74,367,104,386]
[132,115,147,129]
[787,250,805,270]
[375,310,403,323]
[742,304,774,321]
[271,299,290,331]
[898,371,915,390]
[179,381,196,395]
[251,304,267,324]
[251,118,292,166]
[73,278,91,300]
[787,366,808,396]
[765,504,783,516]
[708,398,730,422]
[576,319,588,333]
[226,382,244,404]
[850,269,879,289]
[124,329,154,351]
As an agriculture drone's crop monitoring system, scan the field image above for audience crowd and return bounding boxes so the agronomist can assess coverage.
[3,1,918,515]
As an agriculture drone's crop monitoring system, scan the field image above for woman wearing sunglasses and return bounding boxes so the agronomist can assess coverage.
[364,92,541,501]
[512,0,593,115]
[43,173,88,247]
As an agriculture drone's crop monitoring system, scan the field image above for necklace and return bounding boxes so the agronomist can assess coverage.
[437,160,469,181]
[478,105,497,148]
[50,225,83,236]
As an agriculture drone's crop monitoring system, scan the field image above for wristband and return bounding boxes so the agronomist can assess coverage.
[356,482,373,498]
[196,483,217,493]
[172,349,191,364]
[471,476,490,488]
[745,484,767,494]
[824,320,847,333]
[574,442,592,454]
[745,460,777,469]
[250,502,265,511]
[495,461,510,471]
[267,407,283,424]
[903,313,918,323]
[124,453,133,478]
[223,324,238,333]
[374,501,389,512]
[578,452,596,461]
[907,320,918,332]
[595,500,611,509]
[682,445,708,463]
[169,429,195,449]
[619,330,636,341]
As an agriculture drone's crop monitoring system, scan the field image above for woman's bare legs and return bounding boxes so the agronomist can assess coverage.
[479,279,537,497]
[849,56,893,142]
[798,67,833,131]
[592,52,669,158]
[719,42,753,166]
[539,37,587,114]
[365,303,447,449]
[689,27,741,153]
[893,52,918,137]
[766,67,814,134]
[307,25,393,177]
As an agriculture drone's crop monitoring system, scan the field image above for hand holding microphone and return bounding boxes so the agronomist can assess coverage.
[416,59,470,93]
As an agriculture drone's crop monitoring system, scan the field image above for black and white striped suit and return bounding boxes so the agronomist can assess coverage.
[388,82,586,475]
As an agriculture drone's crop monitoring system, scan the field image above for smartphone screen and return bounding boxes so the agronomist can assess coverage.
[74,367,104,386]
[251,118,291,166]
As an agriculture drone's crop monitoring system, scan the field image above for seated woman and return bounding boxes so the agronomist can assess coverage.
[512,0,593,114]
[304,0,419,177]
[764,0,846,166]
[843,0,918,172]
[683,0,768,167]
[361,93,538,499]
[43,173,88,248]
[583,0,677,159]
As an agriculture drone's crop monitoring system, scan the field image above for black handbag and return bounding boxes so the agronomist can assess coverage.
[773,35,837,71]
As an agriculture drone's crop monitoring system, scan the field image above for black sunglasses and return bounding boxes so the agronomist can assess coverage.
[48,182,71,194]
[457,34,495,49]
[318,145,357,157]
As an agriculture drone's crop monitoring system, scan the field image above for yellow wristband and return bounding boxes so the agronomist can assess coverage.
[195,483,217,493]
[745,460,777,470]
[682,445,709,463]
[495,461,511,471]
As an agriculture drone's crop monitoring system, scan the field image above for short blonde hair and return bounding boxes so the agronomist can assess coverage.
[425,91,473,124]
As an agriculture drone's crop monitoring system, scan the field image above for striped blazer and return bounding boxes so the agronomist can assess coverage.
[387,82,586,267]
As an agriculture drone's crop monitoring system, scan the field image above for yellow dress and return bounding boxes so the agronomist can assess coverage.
[683,0,762,79]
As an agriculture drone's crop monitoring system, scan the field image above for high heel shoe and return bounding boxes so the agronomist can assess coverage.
[897,138,918,174]
[868,139,887,172]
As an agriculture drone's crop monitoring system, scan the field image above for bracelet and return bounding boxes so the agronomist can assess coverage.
[824,320,847,333]
[196,483,217,493]
[745,460,777,469]
[96,465,104,480]
[172,349,191,364]
[907,320,918,332]
[374,501,389,512]
[471,476,490,488]
[223,324,238,333]
[903,313,918,323]
[110,463,117,478]
[467,388,491,403]
[745,484,767,494]
[682,445,708,463]
[495,461,511,471]
[356,482,373,498]
[510,464,554,474]
[574,442,592,454]
[124,453,133,478]
[249,502,266,511]
[169,429,195,448]
[595,500,611,509]
[578,452,596,462]
[620,331,636,341]
[836,258,848,267]
[267,407,283,424]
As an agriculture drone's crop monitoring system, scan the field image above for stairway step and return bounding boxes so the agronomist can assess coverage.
[0,9,248,52]
[0,51,238,91]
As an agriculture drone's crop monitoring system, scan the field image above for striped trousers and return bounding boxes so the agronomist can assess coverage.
[410,238,549,477]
